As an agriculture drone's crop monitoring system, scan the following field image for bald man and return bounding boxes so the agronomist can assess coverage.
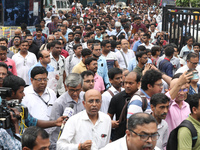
[57,89,111,150]
[165,72,192,133]
[8,29,22,48]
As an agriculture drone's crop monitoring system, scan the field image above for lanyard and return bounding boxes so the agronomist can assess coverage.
[37,91,52,107]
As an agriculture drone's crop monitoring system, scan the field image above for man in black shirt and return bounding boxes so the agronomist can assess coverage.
[108,71,141,141]
[25,34,39,58]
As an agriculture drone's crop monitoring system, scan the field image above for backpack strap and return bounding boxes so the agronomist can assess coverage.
[107,89,114,97]
[179,120,197,147]
[119,50,128,68]
[134,90,148,112]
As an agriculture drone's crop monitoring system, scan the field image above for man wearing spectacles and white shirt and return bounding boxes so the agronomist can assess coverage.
[21,66,57,121]
[100,113,160,150]
[12,40,37,85]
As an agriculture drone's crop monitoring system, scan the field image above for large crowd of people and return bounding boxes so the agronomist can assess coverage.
[0,1,200,150]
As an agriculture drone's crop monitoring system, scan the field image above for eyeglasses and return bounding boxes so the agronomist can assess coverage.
[142,57,148,59]
[0,53,7,56]
[24,58,27,66]
[178,88,188,93]
[129,129,160,142]
[84,80,94,83]
[33,78,49,82]
[190,61,198,65]
[68,88,81,93]
[154,83,163,87]
[0,73,7,76]
[57,63,59,70]
[87,99,101,104]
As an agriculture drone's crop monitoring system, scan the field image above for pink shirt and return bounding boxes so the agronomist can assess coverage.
[94,73,105,92]
[165,91,191,133]
[0,58,17,76]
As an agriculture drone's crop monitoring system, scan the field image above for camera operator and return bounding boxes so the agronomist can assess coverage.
[0,110,21,149]
[2,75,66,133]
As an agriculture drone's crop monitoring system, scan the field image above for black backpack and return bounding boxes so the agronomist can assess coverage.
[167,120,198,150]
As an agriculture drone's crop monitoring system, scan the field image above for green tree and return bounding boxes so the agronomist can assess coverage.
[176,0,200,7]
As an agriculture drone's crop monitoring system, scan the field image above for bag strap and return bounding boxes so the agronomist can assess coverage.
[119,50,128,68]
[116,29,122,37]
[118,97,131,124]
[134,90,148,112]
[107,89,114,97]
[179,120,197,147]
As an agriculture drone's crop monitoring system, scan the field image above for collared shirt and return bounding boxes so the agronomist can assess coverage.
[179,45,194,61]
[157,120,168,150]
[101,51,117,70]
[66,41,83,56]
[127,89,152,119]
[64,28,73,42]
[101,86,124,114]
[94,73,105,92]
[128,57,152,72]
[72,60,86,74]
[110,29,128,39]
[47,22,58,34]
[21,85,57,120]
[12,51,37,85]
[157,55,180,75]
[100,135,160,150]
[0,128,21,150]
[175,65,200,84]
[28,61,54,85]
[49,91,85,149]
[97,56,110,89]
[9,46,20,54]
[177,115,200,150]
[165,91,191,133]
[0,57,17,75]
[95,34,103,42]
[132,40,142,52]
[65,54,82,76]
[57,110,111,150]
[158,58,173,77]
[115,49,135,69]
[140,43,154,50]
[7,49,14,58]
[49,53,66,95]
[189,84,200,95]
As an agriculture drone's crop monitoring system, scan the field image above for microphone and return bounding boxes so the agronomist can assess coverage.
[58,104,74,140]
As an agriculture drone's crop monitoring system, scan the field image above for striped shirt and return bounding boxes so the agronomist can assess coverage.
[127,89,152,119]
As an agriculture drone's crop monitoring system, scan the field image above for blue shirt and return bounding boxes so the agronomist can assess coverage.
[158,58,173,77]
[28,61,54,85]
[97,56,110,89]
[128,57,152,72]
[132,40,142,52]
[189,84,200,95]
[95,34,103,42]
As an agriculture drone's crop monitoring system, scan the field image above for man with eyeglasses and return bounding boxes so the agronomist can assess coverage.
[12,40,37,85]
[8,36,21,54]
[49,73,85,150]
[127,69,163,119]
[100,113,160,150]
[8,29,23,48]
[175,52,200,84]
[22,66,57,121]
[81,70,94,92]
[57,89,111,150]
[165,72,192,133]
[25,34,40,58]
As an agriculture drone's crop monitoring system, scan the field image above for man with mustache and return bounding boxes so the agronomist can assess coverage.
[150,93,170,150]
[85,57,105,93]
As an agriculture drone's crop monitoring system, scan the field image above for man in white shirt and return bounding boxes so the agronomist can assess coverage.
[175,52,200,84]
[140,33,153,50]
[100,113,160,150]
[101,68,124,113]
[12,40,37,85]
[65,44,82,76]
[150,23,158,43]
[22,66,57,120]
[110,22,127,39]
[44,11,52,26]
[49,40,66,96]
[150,93,170,150]
[115,39,135,69]
[57,89,111,150]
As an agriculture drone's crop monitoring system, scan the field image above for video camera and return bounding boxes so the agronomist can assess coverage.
[0,87,28,129]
